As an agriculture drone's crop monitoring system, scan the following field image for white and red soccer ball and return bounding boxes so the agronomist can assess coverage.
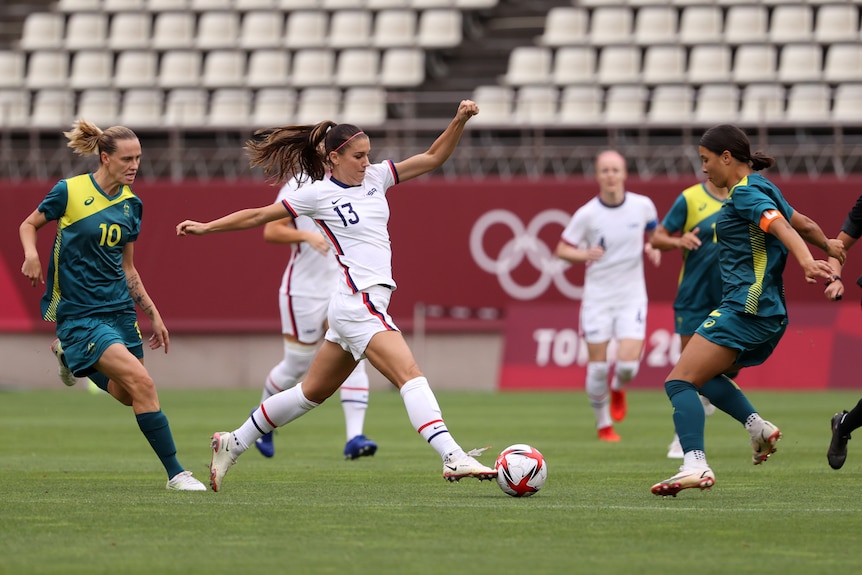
[495,444,547,497]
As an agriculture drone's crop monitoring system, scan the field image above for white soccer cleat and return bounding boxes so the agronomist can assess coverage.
[443,447,497,482]
[751,420,782,465]
[667,435,684,459]
[50,338,78,387]
[209,432,239,492]
[651,466,715,497]
[166,470,207,491]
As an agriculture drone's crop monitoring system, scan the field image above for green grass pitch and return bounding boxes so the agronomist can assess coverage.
[2,387,862,575]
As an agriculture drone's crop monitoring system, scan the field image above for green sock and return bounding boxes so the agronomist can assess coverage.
[135,410,184,479]
[665,379,705,453]
[699,375,756,425]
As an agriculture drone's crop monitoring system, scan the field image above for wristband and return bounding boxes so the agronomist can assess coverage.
[825,275,842,286]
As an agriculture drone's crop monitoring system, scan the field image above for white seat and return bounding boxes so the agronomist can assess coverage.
[26,51,69,89]
[190,0,233,9]
[279,0,321,9]
[596,46,641,85]
[328,11,373,49]
[295,87,341,124]
[552,46,595,86]
[469,85,513,125]
[65,13,109,50]
[503,46,552,86]
[247,49,291,88]
[604,85,647,124]
[558,85,602,125]
[107,13,152,50]
[114,50,158,88]
[373,9,417,48]
[18,13,65,51]
[537,7,587,47]
[152,12,196,50]
[103,0,147,10]
[252,87,296,126]
[158,51,202,89]
[367,0,409,8]
[815,5,860,44]
[739,83,785,124]
[284,11,329,50]
[31,89,75,127]
[235,0,278,8]
[642,45,686,85]
[202,50,247,88]
[335,49,379,87]
[724,6,768,44]
[679,6,723,45]
[824,44,862,83]
[208,88,252,127]
[732,45,777,84]
[57,0,102,11]
[785,83,831,123]
[341,87,387,126]
[410,0,453,7]
[120,88,164,127]
[323,0,366,8]
[694,84,739,125]
[379,47,424,87]
[240,12,285,50]
[513,86,558,125]
[164,88,208,126]
[146,0,190,9]
[648,84,694,125]
[0,89,30,127]
[291,49,336,88]
[196,12,241,50]
[454,0,497,7]
[417,9,462,49]
[777,44,822,83]
[833,83,862,123]
[0,51,25,89]
[69,50,114,90]
[589,7,633,46]
[687,45,731,84]
[769,4,813,44]
[634,6,678,45]
[76,89,120,126]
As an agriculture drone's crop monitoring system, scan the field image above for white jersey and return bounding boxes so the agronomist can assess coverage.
[560,191,658,308]
[274,177,339,300]
[281,160,398,294]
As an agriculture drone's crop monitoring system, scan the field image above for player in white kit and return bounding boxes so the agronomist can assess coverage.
[254,175,377,461]
[177,100,499,492]
[555,150,661,442]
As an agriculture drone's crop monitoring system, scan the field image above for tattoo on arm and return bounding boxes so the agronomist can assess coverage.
[126,273,154,318]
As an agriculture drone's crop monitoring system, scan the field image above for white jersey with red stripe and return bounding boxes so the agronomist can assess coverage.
[274,177,339,300]
[281,160,398,294]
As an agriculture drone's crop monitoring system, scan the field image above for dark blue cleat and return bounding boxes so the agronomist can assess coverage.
[344,434,377,460]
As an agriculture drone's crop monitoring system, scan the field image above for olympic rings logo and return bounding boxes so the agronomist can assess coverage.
[469,209,583,300]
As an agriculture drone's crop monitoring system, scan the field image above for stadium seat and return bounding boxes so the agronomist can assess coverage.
[514,86,558,125]
[777,44,822,83]
[0,51,25,89]
[65,13,108,50]
[280,0,321,9]
[335,49,380,87]
[368,0,410,8]
[328,11,373,49]
[769,4,814,44]
[552,46,596,86]
[417,9,463,49]
[295,87,341,124]
[648,85,694,125]
[634,6,678,45]
[833,83,862,122]
[687,44,731,84]
[25,51,69,90]
[604,85,647,124]
[107,13,153,51]
[158,51,203,89]
[235,0,279,9]
[69,50,114,90]
[18,13,65,51]
[247,49,291,88]
[196,12,241,50]
[239,12,285,50]
[114,50,158,88]
[469,85,514,125]
[557,85,603,125]
[739,83,785,124]
[208,88,253,127]
[824,44,862,83]
[694,84,739,125]
[785,83,831,123]
[379,48,425,87]
[103,0,147,10]
[146,0,190,9]
[290,49,336,88]
[373,10,418,48]
[679,6,723,45]
[589,7,633,46]
[596,46,641,85]
[285,11,329,49]
[252,87,296,126]
[455,0,498,8]
[152,12,196,50]
[341,87,388,126]
[57,0,102,11]
[202,50,247,88]
[190,0,233,9]
[31,89,75,127]
[0,89,30,127]
[164,88,208,126]
[732,45,777,84]
[502,46,552,86]
[323,0,366,8]
[76,89,121,126]
[724,5,768,45]
[642,45,686,85]
[411,0,454,8]
[814,5,860,44]
[537,7,588,47]
[120,88,164,127]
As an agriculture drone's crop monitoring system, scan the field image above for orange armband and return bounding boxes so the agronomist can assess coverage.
[759,209,784,232]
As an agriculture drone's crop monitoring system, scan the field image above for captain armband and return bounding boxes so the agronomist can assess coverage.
[758,209,784,233]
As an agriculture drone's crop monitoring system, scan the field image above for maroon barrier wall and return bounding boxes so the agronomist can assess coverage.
[3,176,862,336]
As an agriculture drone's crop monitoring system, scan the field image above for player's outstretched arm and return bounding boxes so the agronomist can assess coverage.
[177,203,290,236]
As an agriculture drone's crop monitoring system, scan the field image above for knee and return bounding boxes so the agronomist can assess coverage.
[664,379,697,399]
[615,360,640,383]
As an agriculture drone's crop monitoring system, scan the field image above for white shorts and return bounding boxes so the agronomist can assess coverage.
[325,285,400,360]
[579,301,647,344]
[279,292,329,344]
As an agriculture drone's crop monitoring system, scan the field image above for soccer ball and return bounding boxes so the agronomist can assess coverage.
[495,444,547,497]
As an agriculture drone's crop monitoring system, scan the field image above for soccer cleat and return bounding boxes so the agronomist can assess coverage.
[651,466,715,497]
[250,409,275,458]
[828,411,851,470]
[610,389,627,422]
[209,432,238,493]
[166,470,207,491]
[750,420,782,465]
[667,435,684,459]
[597,425,621,442]
[50,338,77,387]
[344,434,378,460]
[443,447,497,482]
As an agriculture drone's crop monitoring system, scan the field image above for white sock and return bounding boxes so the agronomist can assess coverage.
[400,376,459,458]
[236,382,319,449]
[340,360,370,440]
[261,340,318,402]
[683,450,709,469]
[611,360,640,391]
[586,361,612,429]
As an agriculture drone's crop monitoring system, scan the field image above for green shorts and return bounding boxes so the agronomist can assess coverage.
[694,306,787,368]
[674,307,715,336]
[56,310,144,377]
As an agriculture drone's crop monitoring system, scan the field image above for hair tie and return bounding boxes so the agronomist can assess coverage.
[334,131,365,153]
